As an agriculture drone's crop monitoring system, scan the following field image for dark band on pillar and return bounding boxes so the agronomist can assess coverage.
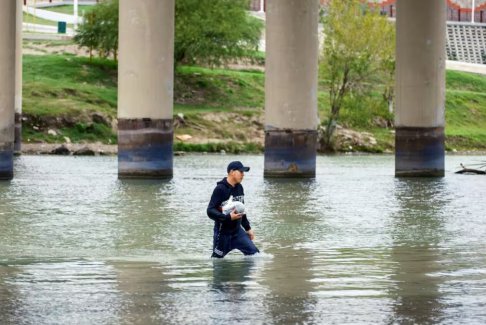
[0,142,14,180]
[264,129,317,178]
[118,118,173,179]
[14,113,21,154]
[395,126,445,177]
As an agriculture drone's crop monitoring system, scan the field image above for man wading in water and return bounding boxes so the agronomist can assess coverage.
[207,161,260,258]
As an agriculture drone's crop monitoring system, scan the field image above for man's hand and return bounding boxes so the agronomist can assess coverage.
[246,229,255,240]
[230,209,242,221]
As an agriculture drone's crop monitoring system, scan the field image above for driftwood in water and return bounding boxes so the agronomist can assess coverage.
[455,163,486,175]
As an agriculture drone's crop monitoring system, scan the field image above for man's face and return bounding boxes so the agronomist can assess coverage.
[230,169,245,184]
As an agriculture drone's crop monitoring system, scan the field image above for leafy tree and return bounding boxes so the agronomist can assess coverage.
[175,0,263,66]
[74,0,119,60]
[73,10,98,60]
[319,0,395,149]
[74,0,263,66]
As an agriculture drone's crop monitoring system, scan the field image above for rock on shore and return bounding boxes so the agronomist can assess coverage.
[21,143,117,155]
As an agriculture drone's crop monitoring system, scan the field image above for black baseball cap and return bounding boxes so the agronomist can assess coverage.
[227,161,250,173]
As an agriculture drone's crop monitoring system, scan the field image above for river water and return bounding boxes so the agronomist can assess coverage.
[1,154,486,324]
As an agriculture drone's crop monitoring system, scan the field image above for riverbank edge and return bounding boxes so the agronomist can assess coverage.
[18,142,486,156]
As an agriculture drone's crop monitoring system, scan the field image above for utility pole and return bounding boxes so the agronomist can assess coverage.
[74,0,78,30]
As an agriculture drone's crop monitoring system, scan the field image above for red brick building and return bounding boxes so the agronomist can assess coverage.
[368,0,486,22]
[250,0,486,23]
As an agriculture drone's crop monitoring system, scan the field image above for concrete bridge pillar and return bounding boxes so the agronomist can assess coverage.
[264,0,319,178]
[395,0,446,177]
[0,1,16,180]
[15,0,23,154]
[118,0,174,179]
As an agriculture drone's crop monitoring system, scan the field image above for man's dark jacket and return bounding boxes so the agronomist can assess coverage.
[207,177,251,234]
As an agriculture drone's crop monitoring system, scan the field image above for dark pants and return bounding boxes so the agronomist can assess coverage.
[212,227,259,258]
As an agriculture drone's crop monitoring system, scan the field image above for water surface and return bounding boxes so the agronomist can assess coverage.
[1,154,486,324]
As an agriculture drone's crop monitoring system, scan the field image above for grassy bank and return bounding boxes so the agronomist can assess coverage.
[43,5,95,16]
[22,53,486,152]
[23,55,117,144]
[445,71,486,150]
[23,6,94,28]
[22,54,265,152]
[23,13,75,29]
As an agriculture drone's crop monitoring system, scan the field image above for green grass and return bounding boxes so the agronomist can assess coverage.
[446,70,486,93]
[340,94,393,129]
[27,39,74,46]
[317,70,486,151]
[175,65,264,109]
[43,5,95,16]
[24,12,58,27]
[174,104,259,115]
[24,55,117,114]
[174,142,262,154]
[23,55,118,143]
[23,122,116,144]
[21,52,486,151]
[23,12,73,28]
[443,71,486,150]
[22,54,266,145]
[445,93,486,150]
[23,41,83,57]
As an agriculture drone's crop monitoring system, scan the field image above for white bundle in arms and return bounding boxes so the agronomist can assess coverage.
[222,196,245,215]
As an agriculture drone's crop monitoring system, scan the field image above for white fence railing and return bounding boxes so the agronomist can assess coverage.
[446,22,486,64]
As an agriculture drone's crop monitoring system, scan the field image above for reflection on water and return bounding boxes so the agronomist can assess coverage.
[1,260,121,324]
[209,259,264,323]
[114,179,175,252]
[212,258,255,293]
[259,179,317,323]
[1,154,486,324]
[389,179,448,324]
[0,264,19,324]
[111,261,171,324]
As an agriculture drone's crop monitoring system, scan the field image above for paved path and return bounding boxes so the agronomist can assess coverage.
[23,22,74,36]
[24,5,83,24]
[446,60,486,75]
[32,1,98,7]
[23,32,73,41]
